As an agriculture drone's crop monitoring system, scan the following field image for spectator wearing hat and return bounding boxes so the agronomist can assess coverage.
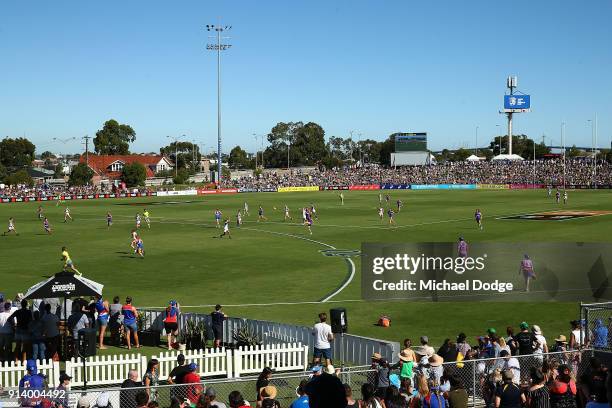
[184,363,203,404]
[259,386,280,408]
[397,349,415,383]
[211,305,227,349]
[420,336,435,357]
[19,360,45,407]
[495,370,525,408]
[371,353,391,398]
[256,367,273,402]
[532,325,548,358]
[429,354,445,386]
[55,372,72,408]
[163,301,180,351]
[204,387,227,408]
[514,322,538,355]
[312,312,334,367]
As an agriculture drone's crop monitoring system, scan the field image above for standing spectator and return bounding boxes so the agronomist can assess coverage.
[183,363,203,404]
[429,355,445,386]
[94,295,110,350]
[256,367,273,402]
[18,360,46,407]
[397,350,415,383]
[210,304,227,349]
[121,369,143,408]
[447,376,468,408]
[371,353,391,398]
[204,387,227,408]
[549,365,577,408]
[422,379,447,408]
[456,333,471,360]
[304,372,347,408]
[569,320,583,350]
[360,383,383,408]
[505,327,518,355]
[41,303,60,360]
[514,322,537,355]
[28,311,45,361]
[122,296,140,349]
[312,312,334,367]
[43,297,60,316]
[168,354,189,401]
[10,299,33,361]
[532,325,549,359]
[289,380,309,408]
[525,368,550,408]
[0,301,13,362]
[592,320,608,348]
[164,301,180,350]
[420,336,435,357]
[109,296,123,346]
[495,370,525,408]
[345,384,358,408]
[143,358,160,402]
[259,386,280,408]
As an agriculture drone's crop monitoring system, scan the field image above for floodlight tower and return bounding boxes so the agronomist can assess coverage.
[506,76,517,156]
[206,23,232,184]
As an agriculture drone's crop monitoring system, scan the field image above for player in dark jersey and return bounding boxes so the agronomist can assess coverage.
[257,206,267,222]
[107,212,113,229]
[387,208,396,225]
[475,209,483,230]
[457,236,468,258]
[43,217,52,234]
[304,209,313,235]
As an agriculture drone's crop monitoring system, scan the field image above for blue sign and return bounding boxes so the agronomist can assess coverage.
[410,184,477,190]
[381,184,411,190]
[504,95,530,109]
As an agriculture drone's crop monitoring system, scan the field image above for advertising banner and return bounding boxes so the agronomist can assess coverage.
[362,242,612,302]
[277,186,320,193]
[320,186,349,191]
[157,189,198,197]
[477,184,510,189]
[349,185,380,191]
[380,184,411,190]
[509,184,545,189]
[411,184,477,190]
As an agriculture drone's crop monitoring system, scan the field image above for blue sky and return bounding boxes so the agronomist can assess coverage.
[1,0,611,155]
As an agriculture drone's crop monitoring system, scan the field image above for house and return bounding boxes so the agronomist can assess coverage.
[81,154,174,184]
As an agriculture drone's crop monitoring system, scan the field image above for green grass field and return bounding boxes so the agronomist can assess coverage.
[1,189,611,352]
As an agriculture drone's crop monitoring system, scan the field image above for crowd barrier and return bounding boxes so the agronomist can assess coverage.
[410,184,477,190]
[0,192,157,203]
[277,186,319,192]
[156,189,198,197]
[477,184,510,189]
[349,184,380,190]
[319,186,349,190]
[197,188,238,195]
[380,184,411,189]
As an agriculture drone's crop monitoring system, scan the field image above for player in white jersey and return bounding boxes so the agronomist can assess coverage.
[302,207,307,221]
[378,193,383,205]
[547,187,552,197]
[236,210,242,228]
[563,191,568,204]
[243,202,250,216]
[64,207,73,222]
[130,230,138,251]
[3,217,18,236]
[378,207,384,221]
[219,219,231,239]
[310,203,318,219]
[283,205,292,221]
[135,213,141,229]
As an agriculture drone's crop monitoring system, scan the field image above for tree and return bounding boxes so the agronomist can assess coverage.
[40,151,55,159]
[379,135,395,166]
[0,137,36,167]
[68,163,94,186]
[173,168,189,185]
[121,162,147,187]
[229,146,249,169]
[453,148,472,161]
[488,135,550,159]
[263,121,327,167]
[53,165,64,179]
[93,119,136,155]
[567,145,582,158]
[4,169,33,186]
[159,141,201,173]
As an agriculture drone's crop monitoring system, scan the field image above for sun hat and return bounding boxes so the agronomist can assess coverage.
[532,325,542,335]
[371,352,382,360]
[520,322,529,330]
[429,354,444,367]
[420,336,429,343]
[77,396,91,408]
[260,385,277,399]
[311,365,322,373]
[325,365,335,375]
[398,350,413,362]
[412,346,433,357]
[555,334,567,343]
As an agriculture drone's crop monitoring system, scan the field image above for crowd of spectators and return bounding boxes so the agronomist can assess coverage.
[223,160,612,189]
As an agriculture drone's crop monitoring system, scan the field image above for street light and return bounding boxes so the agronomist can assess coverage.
[206,23,232,184]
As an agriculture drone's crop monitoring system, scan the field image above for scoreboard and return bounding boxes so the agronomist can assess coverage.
[393,132,427,152]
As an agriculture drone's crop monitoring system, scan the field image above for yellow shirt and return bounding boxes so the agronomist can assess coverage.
[143,211,150,218]
[62,250,71,264]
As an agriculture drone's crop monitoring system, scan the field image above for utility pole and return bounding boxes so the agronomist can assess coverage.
[82,135,91,168]
[475,126,479,155]
[206,23,232,184]
[561,122,566,189]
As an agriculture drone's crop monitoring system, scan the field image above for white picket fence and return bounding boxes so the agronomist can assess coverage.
[234,343,309,377]
[0,343,308,387]
[0,359,60,388]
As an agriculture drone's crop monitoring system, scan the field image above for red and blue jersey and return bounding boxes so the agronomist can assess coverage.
[122,305,136,325]
[95,299,109,317]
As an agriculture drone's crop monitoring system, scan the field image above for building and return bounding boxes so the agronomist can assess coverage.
[81,154,174,185]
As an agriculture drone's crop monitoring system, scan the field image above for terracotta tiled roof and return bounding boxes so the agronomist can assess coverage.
[80,154,171,178]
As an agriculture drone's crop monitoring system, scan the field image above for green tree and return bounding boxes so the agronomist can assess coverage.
[121,162,147,187]
[488,135,550,159]
[0,163,7,180]
[0,137,36,167]
[453,148,472,161]
[53,165,64,179]
[4,169,33,186]
[173,168,189,184]
[93,119,136,155]
[567,145,582,158]
[229,145,248,168]
[379,135,395,166]
[264,121,327,167]
[68,163,94,186]
[160,141,200,173]
[40,151,55,159]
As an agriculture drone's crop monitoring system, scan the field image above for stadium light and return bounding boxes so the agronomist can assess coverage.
[495,124,501,155]
[206,23,232,184]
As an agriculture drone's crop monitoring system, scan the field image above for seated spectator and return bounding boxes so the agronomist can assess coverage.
[135,391,149,408]
[305,373,347,408]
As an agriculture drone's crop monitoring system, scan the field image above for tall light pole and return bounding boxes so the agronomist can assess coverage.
[588,118,594,186]
[561,122,566,189]
[206,23,232,184]
[496,124,501,155]
[475,126,479,155]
